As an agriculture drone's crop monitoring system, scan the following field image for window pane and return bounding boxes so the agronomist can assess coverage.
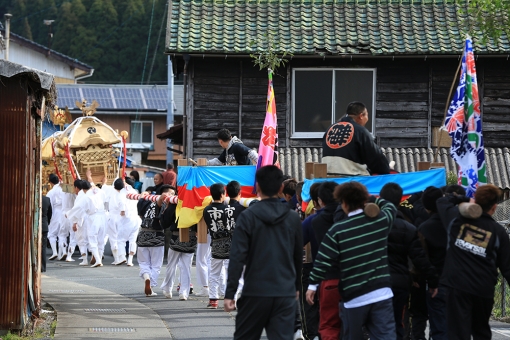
[131,122,141,143]
[334,70,374,133]
[294,71,333,133]
[142,122,152,143]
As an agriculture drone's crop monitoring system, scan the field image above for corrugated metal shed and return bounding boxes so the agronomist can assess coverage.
[0,60,54,330]
[278,147,510,190]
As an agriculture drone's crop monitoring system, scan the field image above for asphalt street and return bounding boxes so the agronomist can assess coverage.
[43,250,510,339]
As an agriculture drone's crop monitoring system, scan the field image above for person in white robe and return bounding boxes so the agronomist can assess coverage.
[67,180,92,266]
[46,174,65,260]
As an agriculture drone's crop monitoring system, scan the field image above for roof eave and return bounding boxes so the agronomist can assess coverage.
[6,32,94,71]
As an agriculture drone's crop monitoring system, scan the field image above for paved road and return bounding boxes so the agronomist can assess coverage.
[43,251,510,339]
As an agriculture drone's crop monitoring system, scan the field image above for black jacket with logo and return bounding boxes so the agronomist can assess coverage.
[438,195,510,298]
[322,116,390,175]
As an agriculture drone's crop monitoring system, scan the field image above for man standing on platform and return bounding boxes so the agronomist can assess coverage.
[322,102,390,176]
[162,163,176,187]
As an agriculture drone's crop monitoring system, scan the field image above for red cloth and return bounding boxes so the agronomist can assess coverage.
[319,279,342,340]
[162,169,176,187]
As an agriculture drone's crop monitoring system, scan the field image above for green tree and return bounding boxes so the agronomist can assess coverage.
[0,0,170,84]
[460,0,510,42]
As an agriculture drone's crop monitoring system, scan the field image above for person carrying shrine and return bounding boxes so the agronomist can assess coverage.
[322,101,390,176]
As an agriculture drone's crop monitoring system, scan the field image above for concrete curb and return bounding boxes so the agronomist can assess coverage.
[42,274,172,339]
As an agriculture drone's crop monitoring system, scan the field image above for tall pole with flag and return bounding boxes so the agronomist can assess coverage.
[255,69,279,170]
[444,36,487,197]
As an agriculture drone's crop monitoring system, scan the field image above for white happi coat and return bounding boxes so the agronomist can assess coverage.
[118,184,141,253]
[67,190,89,250]
[85,187,107,254]
[46,183,65,240]
[107,188,129,251]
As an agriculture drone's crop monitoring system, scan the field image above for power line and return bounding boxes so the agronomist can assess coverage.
[140,0,157,86]
[146,1,168,84]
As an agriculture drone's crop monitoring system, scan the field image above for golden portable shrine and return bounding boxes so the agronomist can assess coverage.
[47,100,128,193]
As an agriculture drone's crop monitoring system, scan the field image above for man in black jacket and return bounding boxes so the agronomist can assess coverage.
[438,185,510,339]
[379,183,438,340]
[322,101,389,176]
[311,181,341,340]
[417,187,447,340]
[225,165,302,340]
[41,195,52,273]
[207,128,259,166]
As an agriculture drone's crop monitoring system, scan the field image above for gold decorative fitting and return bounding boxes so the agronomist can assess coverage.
[120,131,129,139]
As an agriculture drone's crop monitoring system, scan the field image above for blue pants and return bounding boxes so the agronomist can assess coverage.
[427,284,448,340]
[339,297,396,340]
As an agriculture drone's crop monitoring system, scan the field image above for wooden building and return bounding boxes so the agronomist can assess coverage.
[166,0,510,159]
[0,60,55,331]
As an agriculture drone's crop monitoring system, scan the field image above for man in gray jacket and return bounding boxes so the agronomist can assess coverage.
[225,165,303,340]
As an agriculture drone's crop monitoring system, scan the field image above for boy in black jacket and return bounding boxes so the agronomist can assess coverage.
[311,181,341,340]
[417,187,448,340]
[159,186,198,301]
[225,166,303,340]
[438,185,510,339]
[379,183,438,340]
[203,183,229,309]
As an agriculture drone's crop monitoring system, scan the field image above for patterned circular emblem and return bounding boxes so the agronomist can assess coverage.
[325,122,354,149]
[87,127,97,134]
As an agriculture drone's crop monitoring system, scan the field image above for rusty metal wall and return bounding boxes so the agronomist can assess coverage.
[0,76,33,330]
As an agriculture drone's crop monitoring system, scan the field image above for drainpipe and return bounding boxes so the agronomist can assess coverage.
[4,13,12,60]
[182,54,190,159]
[75,69,95,83]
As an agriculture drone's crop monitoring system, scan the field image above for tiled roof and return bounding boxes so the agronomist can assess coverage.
[168,0,510,55]
[278,147,510,190]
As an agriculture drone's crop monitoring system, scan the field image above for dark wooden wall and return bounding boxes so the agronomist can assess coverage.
[188,57,510,158]
[190,59,287,159]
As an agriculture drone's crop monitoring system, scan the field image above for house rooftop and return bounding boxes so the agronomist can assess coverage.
[56,84,183,116]
[1,24,93,72]
[167,0,510,56]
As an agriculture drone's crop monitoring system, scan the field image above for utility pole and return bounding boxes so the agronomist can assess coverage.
[4,13,12,60]
[167,56,175,165]
[43,19,54,55]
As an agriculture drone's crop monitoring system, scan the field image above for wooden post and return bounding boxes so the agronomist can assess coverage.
[197,217,208,244]
[197,158,207,166]
[313,163,327,179]
[417,161,431,171]
[177,159,188,167]
[179,227,190,243]
[305,162,315,179]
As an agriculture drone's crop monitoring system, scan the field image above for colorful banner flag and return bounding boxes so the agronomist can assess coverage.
[301,168,447,202]
[176,165,257,228]
[444,36,487,197]
[256,70,279,169]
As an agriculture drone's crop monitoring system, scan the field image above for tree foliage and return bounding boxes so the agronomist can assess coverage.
[459,0,510,42]
[249,33,292,74]
[0,0,169,83]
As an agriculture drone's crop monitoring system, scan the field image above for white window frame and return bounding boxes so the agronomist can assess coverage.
[131,120,154,144]
[291,68,377,138]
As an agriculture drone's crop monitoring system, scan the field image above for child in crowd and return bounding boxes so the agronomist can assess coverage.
[203,183,230,309]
